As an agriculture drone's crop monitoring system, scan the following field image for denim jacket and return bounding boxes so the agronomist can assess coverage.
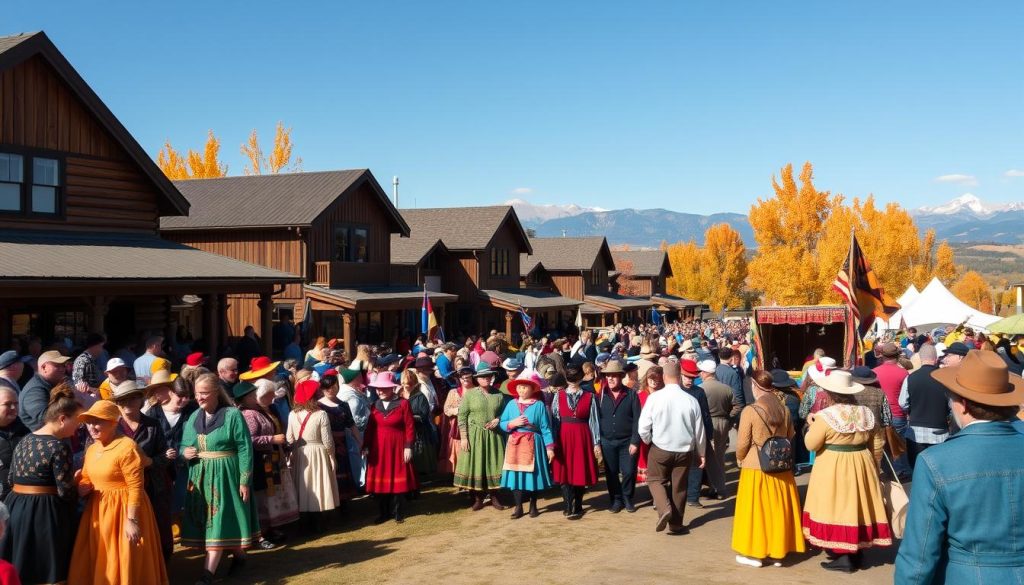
[895,420,1024,584]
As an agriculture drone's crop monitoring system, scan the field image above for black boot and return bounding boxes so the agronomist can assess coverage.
[528,494,539,518]
[374,495,391,524]
[560,484,573,517]
[510,490,524,519]
[227,552,247,576]
[821,553,855,573]
[393,494,405,524]
[195,570,214,585]
[573,487,586,518]
[490,490,508,511]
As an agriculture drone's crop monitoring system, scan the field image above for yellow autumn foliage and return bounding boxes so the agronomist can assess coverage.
[951,270,994,313]
[156,131,227,180]
[243,122,302,175]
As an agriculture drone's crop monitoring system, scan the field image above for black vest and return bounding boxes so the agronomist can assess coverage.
[906,365,949,430]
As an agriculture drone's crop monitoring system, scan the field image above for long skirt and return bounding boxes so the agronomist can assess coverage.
[437,415,459,475]
[802,449,893,552]
[500,433,553,493]
[254,452,300,529]
[292,444,340,513]
[552,421,598,486]
[412,424,438,476]
[1,492,76,584]
[453,424,505,491]
[181,456,260,550]
[332,432,358,500]
[732,468,806,559]
[346,428,366,488]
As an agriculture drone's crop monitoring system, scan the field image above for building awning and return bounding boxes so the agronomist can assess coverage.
[478,289,581,312]
[0,230,299,297]
[651,294,703,310]
[305,285,457,312]
[583,293,650,312]
[579,303,615,315]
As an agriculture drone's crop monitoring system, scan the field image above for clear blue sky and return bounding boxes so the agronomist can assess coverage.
[7,1,1023,214]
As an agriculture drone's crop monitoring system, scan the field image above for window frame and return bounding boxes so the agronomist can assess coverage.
[0,145,66,219]
[490,248,510,277]
[332,222,371,263]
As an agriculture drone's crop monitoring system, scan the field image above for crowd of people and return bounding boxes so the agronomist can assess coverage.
[0,316,1021,584]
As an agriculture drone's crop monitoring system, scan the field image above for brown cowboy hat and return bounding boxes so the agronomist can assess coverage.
[931,349,1024,407]
[600,360,626,375]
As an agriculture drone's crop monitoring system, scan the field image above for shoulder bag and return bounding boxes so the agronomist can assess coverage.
[751,406,794,473]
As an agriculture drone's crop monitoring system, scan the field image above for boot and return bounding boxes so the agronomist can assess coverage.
[470,492,485,511]
[489,490,508,511]
[227,552,247,577]
[560,485,573,517]
[821,554,855,573]
[528,494,540,518]
[374,495,391,524]
[510,490,525,519]
[393,494,405,524]
[573,487,586,518]
[195,570,214,585]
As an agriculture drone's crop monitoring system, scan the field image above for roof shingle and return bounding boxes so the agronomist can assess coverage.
[398,206,530,253]
[523,236,612,272]
[611,250,671,278]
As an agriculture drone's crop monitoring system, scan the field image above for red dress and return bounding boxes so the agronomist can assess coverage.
[637,389,652,483]
[551,390,599,486]
[364,399,419,494]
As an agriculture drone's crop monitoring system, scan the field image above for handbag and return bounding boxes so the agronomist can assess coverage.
[751,406,794,473]
[881,451,909,538]
[884,425,907,460]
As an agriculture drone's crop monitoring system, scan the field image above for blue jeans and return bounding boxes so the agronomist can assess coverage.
[891,417,911,478]
[686,441,711,501]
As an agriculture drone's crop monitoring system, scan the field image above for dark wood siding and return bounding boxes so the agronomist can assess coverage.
[390,264,418,286]
[0,56,162,234]
[585,255,612,294]
[308,180,392,286]
[442,252,479,303]
[478,221,524,291]
[551,273,585,300]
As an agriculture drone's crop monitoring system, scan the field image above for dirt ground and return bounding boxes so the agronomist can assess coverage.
[168,445,897,585]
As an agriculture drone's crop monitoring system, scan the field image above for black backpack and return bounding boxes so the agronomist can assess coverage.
[751,406,793,473]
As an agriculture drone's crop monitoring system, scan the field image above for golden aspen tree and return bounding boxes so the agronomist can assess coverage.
[156,132,227,179]
[816,195,863,301]
[932,241,959,286]
[701,223,747,311]
[913,229,937,289]
[156,141,189,179]
[748,162,833,305]
[664,240,707,300]
[242,122,302,175]
[855,197,920,296]
[952,271,994,313]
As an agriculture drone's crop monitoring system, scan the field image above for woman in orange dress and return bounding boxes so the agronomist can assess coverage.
[68,400,168,585]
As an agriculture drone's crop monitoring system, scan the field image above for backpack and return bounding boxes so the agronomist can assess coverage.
[751,406,794,473]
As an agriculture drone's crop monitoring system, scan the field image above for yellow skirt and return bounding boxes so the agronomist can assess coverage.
[731,468,806,559]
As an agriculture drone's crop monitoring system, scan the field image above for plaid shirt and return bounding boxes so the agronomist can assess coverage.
[72,352,101,388]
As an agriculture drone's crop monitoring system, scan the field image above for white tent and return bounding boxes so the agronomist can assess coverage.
[875,284,921,331]
[899,277,1000,331]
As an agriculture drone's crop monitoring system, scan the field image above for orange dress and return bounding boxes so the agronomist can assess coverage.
[68,436,169,585]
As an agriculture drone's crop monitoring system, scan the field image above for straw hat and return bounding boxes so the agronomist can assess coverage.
[639,344,657,360]
[814,369,864,395]
[807,357,837,384]
[143,369,178,393]
[932,349,1024,407]
[110,380,144,401]
[78,400,121,423]
[239,356,281,381]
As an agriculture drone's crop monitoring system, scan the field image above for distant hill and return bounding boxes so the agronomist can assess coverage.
[527,208,754,248]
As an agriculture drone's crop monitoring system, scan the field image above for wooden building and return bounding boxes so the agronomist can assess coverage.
[397,206,579,338]
[0,32,298,355]
[522,237,649,326]
[161,170,455,357]
[611,250,701,320]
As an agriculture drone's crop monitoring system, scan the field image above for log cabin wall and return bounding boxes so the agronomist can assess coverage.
[0,55,161,233]
[477,220,523,292]
[308,181,392,286]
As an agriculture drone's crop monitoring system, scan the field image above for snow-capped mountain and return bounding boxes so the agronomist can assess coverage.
[506,199,607,225]
[915,194,1024,218]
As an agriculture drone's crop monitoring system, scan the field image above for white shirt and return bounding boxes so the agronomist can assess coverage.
[638,383,706,457]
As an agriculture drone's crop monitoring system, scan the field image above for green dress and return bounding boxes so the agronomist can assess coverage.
[453,387,510,490]
[180,406,260,550]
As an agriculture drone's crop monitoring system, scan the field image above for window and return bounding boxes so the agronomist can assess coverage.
[0,152,61,215]
[0,154,24,211]
[591,270,599,287]
[490,248,510,276]
[333,224,369,262]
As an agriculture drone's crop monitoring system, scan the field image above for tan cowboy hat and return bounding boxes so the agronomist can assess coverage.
[110,380,144,401]
[143,369,178,393]
[680,339,694,353]
[601,360,626,375]
[639,344,657,359]
[932,349,1024,407]
[814,369,864,395]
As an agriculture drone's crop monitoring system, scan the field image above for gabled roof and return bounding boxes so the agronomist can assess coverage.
[399,206,532,253]
[0,32,189,216]
[611,250,673,278]
[520,260,546,278]
[523,236,614,272]
[391,236,448,265]
[162,170,410,235]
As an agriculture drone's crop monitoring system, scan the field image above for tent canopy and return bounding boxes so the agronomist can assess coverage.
[877,284,921,331]
[899,278,1000,331]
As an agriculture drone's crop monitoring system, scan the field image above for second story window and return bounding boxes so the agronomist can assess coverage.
[334,224,369,262]
[490,248,509,276]
[0,152,61,215]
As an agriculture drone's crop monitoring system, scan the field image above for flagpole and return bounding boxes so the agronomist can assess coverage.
[849,227,861,367]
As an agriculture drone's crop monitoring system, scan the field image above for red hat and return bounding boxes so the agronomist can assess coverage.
[327,338,340,349]
[323,368,339,377]
[294,379,320,403]
[680,359,700,378]
[185,352,207,367]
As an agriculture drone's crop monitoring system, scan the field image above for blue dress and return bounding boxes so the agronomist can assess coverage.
[499,400,554,493]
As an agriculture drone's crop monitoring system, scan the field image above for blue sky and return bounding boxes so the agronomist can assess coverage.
[6,1,1023,214]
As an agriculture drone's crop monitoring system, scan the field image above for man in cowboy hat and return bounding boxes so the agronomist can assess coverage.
[596,360,642,513]
[636,342,660,379]
[895,350,1024,584]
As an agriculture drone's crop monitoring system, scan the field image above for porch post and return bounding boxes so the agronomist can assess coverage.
[88,296,109,334]
[259,292,273,357]
[504,311,513,339]
[601,313,606,327]
[343,311,354,360]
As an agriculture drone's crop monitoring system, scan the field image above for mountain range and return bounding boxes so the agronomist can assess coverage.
[511,194,1024,248]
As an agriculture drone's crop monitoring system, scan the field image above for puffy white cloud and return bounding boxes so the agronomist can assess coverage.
[934,174,978,186]
[1004,169,1024,178]
[509,187,534,195]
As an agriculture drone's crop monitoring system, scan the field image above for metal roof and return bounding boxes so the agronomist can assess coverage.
[651,293,703,308]
[478,289,581,311]
[523,236,613,272]
[399,206,532,253]
[304,285,457,311]
[611,250,672,278]
[0,230,298,282]
[584,293,651,310]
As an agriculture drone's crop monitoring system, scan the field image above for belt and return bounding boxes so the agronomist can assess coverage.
[13,484,58,495]
[197,450,236,459]
[825,444,868,452]
[561,417,588,424]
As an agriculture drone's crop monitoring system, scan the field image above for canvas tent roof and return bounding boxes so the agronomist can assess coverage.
[878,284,921,330]
[898,278,1000,331]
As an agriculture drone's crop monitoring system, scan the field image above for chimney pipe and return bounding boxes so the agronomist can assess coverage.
[392,176,400,207]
